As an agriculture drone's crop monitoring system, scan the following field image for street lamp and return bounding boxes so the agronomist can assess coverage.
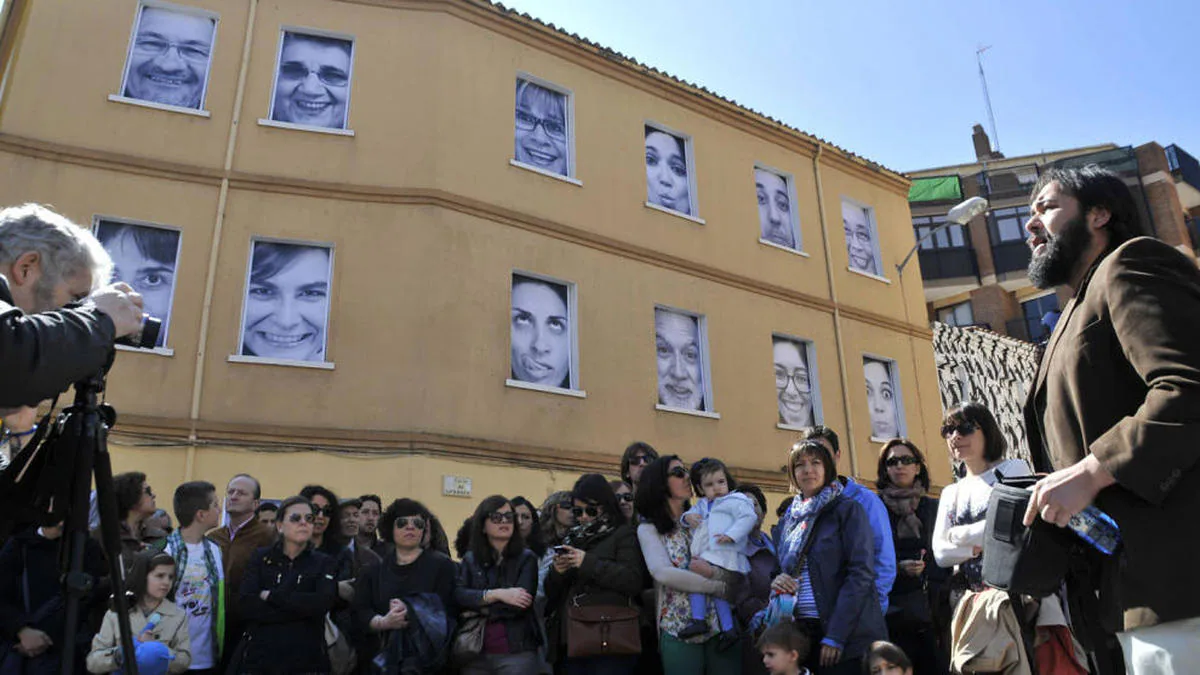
[897,196,989,274]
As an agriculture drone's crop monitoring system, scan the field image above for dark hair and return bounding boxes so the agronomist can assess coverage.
[539,491,572,547]
[275,496,314,529]
[467,495,526,565]
[282,31,352,58]
[571,474,626,528]
[256,502,278,514]
[125,551,176,604]
[299,485,345,551]
[96,223,179,267]
[453,517,472,559]
[644,126,686,157]
[943,402,1007,463]
[787,440,838,494]
[379,498,432,547]
[359,494,382,511]
[1030,165,1143,249]
[511,496,546,557]
[864,640,912,674]
[799,425,840,456]
[635,455,689,535]
[339,497,362,510]
[876,438,931,491]
[757,620,811,662]
[229,474,262,500]
[250,242,329,286]
[620,441,660,484]
[775,496,794,518]
[689,458,737,495]
[736,483,767,517]
[113,471,148,522]
[173,481,216,529]
[425,514,450,556]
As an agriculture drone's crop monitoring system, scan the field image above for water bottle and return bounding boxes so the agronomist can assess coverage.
[1067,505,1121,555]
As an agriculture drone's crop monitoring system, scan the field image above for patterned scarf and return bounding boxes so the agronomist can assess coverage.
[161,531,225,657]
[879,485,925,540]
[778,481,843,576]
[562,515,617,550]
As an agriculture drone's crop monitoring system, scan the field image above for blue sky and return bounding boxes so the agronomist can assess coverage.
[500,0,1199,173]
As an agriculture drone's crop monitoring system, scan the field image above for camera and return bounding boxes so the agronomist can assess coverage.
[115,314,162,350]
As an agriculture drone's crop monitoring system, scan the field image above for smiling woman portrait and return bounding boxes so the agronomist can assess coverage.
[514,79,570,177]
[270,31,354,130]
[240,240,332,363]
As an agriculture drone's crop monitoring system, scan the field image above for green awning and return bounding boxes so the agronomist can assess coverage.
[909,175,962,203]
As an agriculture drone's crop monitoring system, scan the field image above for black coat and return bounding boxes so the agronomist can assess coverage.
[237,543,337,674]
[885,494,948,622]
[0,527,107,648]
[454,549,541,654]
[352,548,457,665]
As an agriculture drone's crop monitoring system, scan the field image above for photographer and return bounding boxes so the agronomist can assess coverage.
[0,204,146,412]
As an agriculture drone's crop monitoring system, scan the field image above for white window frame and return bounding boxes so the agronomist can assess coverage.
[109,0,220,118]
[862,353,906,442]
[91,215,184,357]
[754,163,806,255]
[509,72,580,186]
[258,26,357,137]
[643,121,704,225]
[653,304,718,419]
[841,196,889,283]
[772,332,822,431]
[505,269,585,398]
[228,235,336,370]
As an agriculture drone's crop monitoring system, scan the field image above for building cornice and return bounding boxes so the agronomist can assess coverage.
[906,143,1120,177]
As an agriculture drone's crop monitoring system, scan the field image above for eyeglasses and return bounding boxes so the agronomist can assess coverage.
[571,505,601,519]
[886,455,920,468]
[668,467,689,480]
[133,36,211,63]
[514,110,566,140]
[488,512,515,524]
[774,367,811,392]
[628,454,653,467]
[616,493,634,503]
[314,505,334,518]
[940,421,979,438]
[396,516,426,530]
[287,513,315,524]
[279,62,350,87]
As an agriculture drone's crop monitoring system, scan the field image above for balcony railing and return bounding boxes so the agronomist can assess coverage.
[918,247,977,281]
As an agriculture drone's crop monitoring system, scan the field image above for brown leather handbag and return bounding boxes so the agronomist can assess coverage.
[565,602,642,658]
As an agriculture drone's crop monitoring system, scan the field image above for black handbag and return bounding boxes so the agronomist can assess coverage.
[982,474,1076,596]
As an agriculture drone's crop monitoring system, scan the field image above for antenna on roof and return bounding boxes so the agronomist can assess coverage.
[977,45,1000,155]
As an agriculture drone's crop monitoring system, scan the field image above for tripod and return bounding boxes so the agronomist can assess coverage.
[55,370,140,675]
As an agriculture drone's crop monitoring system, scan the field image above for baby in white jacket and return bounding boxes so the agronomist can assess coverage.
[679,458,757,640]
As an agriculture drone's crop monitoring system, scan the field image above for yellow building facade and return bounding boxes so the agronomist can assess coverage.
[0,0,944,531]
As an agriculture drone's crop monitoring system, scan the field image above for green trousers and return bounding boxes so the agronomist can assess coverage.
[659,631,743,675]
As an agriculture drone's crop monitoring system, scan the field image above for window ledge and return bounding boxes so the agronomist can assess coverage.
[257,118,355,137]
[509,159,582,186]
[848,267,892,284]
[115,344,175,357]
[227,355,335,370]
[777,422,814,432]
[644,201,706,226]
[870,435,903,444]
[108,95,211,118]
[505,379,587,398]
[655,404,720,420]
[759,239,810,257]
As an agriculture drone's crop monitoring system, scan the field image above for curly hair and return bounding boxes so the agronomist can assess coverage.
[379,498,433,548]
[113,471,148,522]
[298,484,345,552]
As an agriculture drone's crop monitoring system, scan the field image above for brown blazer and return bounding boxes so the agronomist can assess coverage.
[207,516,277,594]
[1024,236,1200,630]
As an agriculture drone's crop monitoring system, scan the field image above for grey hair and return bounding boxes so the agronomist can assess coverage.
[0,204,112,292]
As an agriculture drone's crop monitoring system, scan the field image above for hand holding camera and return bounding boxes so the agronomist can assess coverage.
[87,282,147,341]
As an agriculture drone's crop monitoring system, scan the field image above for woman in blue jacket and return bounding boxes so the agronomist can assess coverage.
[770,440,886,675]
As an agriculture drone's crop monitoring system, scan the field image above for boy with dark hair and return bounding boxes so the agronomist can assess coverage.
[159,481,225,675]
[757,621,812,675]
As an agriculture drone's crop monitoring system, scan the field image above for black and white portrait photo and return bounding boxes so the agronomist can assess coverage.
[756,168,797,249]
[238,240,333,363]
[655,308,708,411]
[645,127,692,216]
[510,274,573,390]
[773,336,814,427]
[843,200,880,276]
[269,31,354,130]
[514,79,570,177]
[863,356,902,439]
[119,3,216,110]
[94,220,182,348]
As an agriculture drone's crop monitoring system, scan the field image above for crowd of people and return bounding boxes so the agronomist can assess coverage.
[1,405,1095,675]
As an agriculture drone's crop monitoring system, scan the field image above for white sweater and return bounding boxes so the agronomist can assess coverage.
[932,458,1031,569]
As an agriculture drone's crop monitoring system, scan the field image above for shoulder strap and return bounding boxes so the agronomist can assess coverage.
[20,543,31,615]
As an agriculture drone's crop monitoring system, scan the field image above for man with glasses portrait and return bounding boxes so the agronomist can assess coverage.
[121,6,216,110]
[271,32,353,130]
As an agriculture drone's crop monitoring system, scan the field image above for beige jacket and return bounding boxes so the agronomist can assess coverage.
[949,588,1031,675]
[86,599,191,674]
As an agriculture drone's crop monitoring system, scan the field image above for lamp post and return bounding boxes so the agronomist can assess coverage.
[897,196,989,274]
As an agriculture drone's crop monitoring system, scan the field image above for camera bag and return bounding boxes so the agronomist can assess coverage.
[982,473,1076,597]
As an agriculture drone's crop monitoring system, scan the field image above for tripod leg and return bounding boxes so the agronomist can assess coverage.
[93,412,141,675]
[59,405,94,675]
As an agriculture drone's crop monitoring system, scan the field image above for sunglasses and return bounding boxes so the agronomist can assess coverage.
[314,505,335,518]
[488,512,515,524]
[287,513,315,524]
[668,467,689,480]
[940,421,979,438]
[557,501,573,510]
[396,516,426,530]
[571,505,601,519]
[886,455,920,468]
[616,493,634,503]
[628,454,653,466]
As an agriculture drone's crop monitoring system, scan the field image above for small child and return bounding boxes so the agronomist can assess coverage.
[757,621,812,675]
[679,458,758,642]
[863,641,913,675]
[87,551,192,675]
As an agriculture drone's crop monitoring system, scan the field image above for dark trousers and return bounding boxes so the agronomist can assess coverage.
[886,613,948,675]
[564,655,639,675]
